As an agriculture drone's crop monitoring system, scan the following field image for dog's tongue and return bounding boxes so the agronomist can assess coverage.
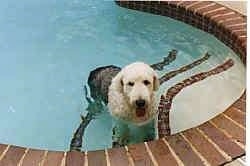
[136,108,146,117]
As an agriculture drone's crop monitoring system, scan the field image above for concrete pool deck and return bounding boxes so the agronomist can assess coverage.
[0,1,246,166]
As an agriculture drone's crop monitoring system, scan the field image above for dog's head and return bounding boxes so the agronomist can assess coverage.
[109,62,159,125]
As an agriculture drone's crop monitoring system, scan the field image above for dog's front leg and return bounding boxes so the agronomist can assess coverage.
[70,85,105,151]
[112,120,130,147]
[128,120,156,144]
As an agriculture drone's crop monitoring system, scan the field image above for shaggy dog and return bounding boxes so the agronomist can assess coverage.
[70,50,212,150]
[70,50,213,150]
[70,50,178,150]
[108,62,159,125]
[87,63,161,146]
[108,62,159,146]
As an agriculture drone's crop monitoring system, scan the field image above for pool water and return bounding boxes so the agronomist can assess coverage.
[0,0,245,151]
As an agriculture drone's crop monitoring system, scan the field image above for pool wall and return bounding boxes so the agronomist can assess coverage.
[0,1,246,166]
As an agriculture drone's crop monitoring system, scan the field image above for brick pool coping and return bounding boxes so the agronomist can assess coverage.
[0,1,246,166]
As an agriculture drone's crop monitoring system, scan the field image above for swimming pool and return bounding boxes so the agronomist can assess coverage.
[0,0,245,151]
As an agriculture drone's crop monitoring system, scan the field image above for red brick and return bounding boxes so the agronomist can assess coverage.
[232,99,246,112]
[224,107,246,127]
[66,151,85,166]
[232,30,247,37]
[178,1,197,8]
[108,147,130,166]
[196,4,223,15]
[147,140,178,166]
[228,24,247,31]
[199,122,244,158]
[213,13,241,23]
[183,128,228,165]
[128,143,154,166]
[188,2,214,10]
[22,149,45,166]
[211,115,245,145]
[0,145,7,157]
[205,8,234,18]
[88,150,107,166]
[168,1,180,6]
[0,146,26,166]
[43,151,64,166]
[238,36,247,45]
[241,92,246,101]
[222,18,246,27]
[166,134,205,166]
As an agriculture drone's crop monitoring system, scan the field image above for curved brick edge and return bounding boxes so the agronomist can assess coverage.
[158,59,234,137]
[0,1,246,166]
[115,1,247,65]
[159,52,211,84]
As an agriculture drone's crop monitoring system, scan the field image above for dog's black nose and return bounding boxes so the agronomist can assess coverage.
[136,99,145,108]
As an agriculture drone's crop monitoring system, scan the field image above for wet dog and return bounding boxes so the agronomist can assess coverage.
[70,50,177,150]
[70,50,211,150]
[108,62,159,146]
[108,62,159,125]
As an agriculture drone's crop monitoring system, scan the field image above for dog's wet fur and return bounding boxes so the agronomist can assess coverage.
[88,65,121,104]
[87,50,178,104]
[70,50,212,151]
[87,63,159,147]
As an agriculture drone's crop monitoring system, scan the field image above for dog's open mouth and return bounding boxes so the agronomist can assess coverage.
[136,108,146,117]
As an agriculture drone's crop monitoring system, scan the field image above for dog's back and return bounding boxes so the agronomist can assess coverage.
[88,65,121,103]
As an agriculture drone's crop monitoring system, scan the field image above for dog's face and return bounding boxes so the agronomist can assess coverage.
[122,68,155,116]
[109,62,159,125]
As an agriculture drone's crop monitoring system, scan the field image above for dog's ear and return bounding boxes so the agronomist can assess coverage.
[111,71,124,93]
[153,72,159,91]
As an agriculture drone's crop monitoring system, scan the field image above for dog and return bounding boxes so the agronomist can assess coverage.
[108,62,160,146]
[70,50,177,150]
[108,62,159,125]
[70,50,212,150]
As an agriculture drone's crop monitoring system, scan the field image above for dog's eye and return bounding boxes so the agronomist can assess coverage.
[128,82,134,86]
[143,80,150,85]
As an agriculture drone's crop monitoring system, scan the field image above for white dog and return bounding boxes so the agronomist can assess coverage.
[108,62,159,125]
[108,62,159,145]
[70,50,178,150]
[70,50,213,150]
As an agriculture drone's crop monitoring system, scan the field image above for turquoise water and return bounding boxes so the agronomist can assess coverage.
[0,1,245,151]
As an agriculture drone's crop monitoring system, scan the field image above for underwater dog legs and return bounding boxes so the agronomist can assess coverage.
[70,86,104,151]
